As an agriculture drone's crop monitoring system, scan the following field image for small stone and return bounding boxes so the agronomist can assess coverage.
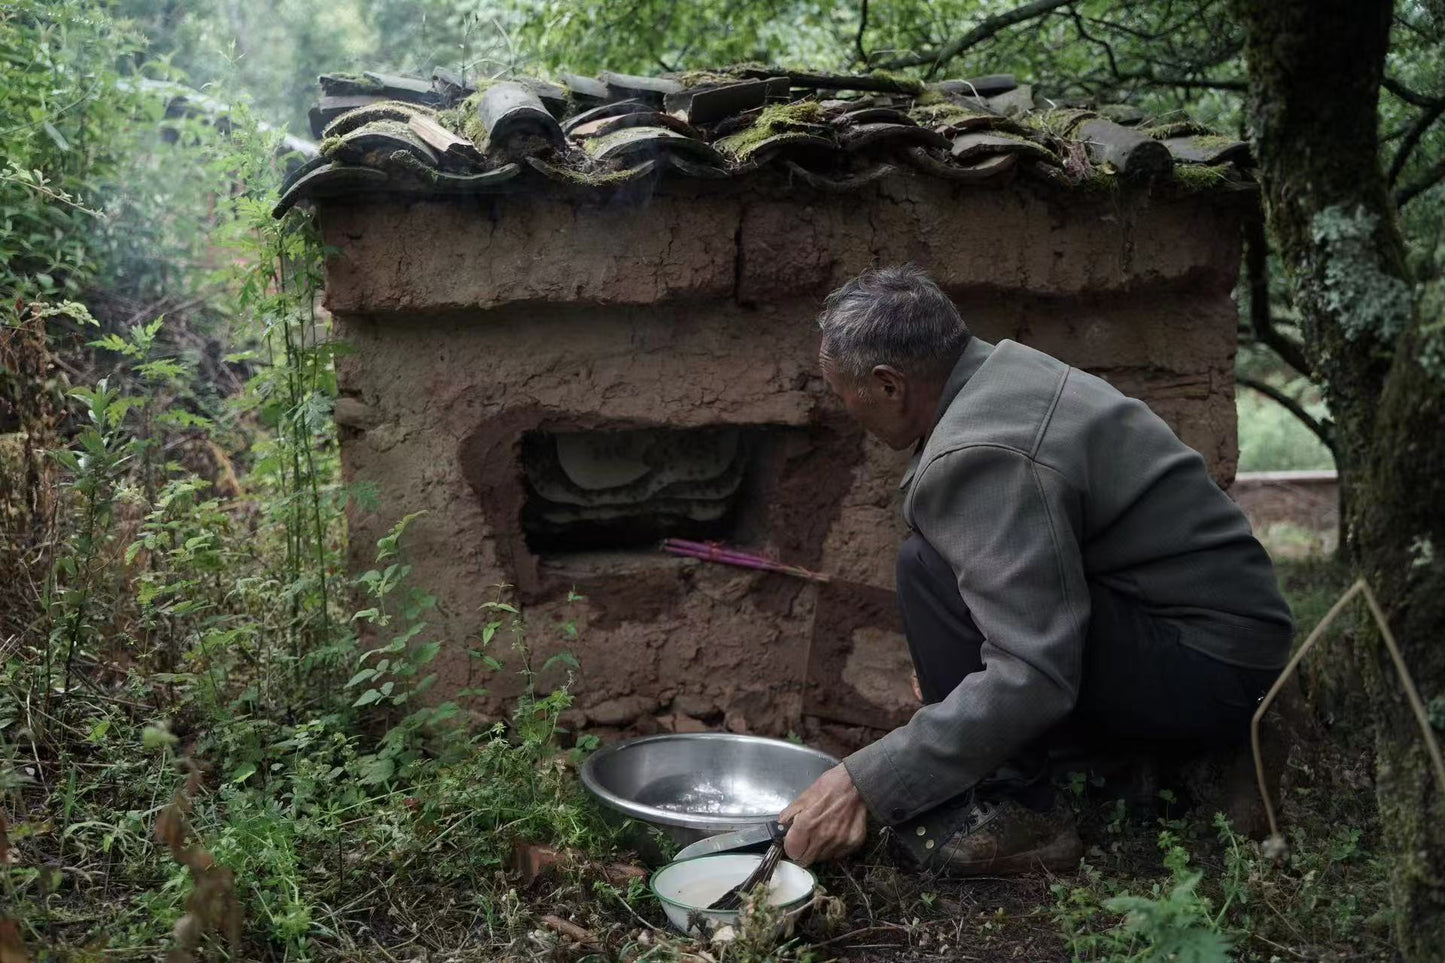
[585,695,656,726]
[671,693,717,717]
[656,712,709,734]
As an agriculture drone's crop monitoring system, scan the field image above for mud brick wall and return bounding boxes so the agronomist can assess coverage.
[318,173,1245,752]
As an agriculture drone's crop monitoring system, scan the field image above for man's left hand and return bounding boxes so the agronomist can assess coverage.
[779,764,868,866]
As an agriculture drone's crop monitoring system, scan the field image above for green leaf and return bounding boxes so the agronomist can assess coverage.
[543,651,580,673]
[42,121,71,151]
[376,511,426,561]
[344,668,375,689]
[352,688,383,707]
[141,724,177,750]
[230,762,257,784]
[357,755,394,785]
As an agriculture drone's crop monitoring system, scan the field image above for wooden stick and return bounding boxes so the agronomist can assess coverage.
[540,914,600,948]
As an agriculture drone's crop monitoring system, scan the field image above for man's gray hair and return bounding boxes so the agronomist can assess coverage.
[817,265,970,382]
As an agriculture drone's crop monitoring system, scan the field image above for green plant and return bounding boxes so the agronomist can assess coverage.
[43,374,136,703]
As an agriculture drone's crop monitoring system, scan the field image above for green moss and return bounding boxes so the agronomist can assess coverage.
[457,91,491,152]
[868,69,924,94]
[581,129,646,158]
[715,100,829,160]
[1078,166,1121,193]
[1022,107,1092,139]
[388,150,442,184]
[320,71,386,94]
[531,157,656,186]
[909,102,999,129]
[322,100,428,138]
[1172,163,1233,192]
[673,69,742,88]
[1142,121,1216,139]
[326,120,430,166]
[1184,133,1239,150]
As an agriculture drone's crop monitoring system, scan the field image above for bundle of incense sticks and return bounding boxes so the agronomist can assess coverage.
[661,538,831,583]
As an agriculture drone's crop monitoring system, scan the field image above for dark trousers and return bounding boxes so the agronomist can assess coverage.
[896,533,1280,788]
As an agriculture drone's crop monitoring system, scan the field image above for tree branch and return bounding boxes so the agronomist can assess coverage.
[1387,99,1445,184]
[855,0,871,67]
[879,0,1076,76]
[1107,72,1246,91]
[1243,215,1313,379]
[1068,7,1121,80]
[1396,152,1445,206]
[1382,75,1443,108]
[1237,376,1336,453]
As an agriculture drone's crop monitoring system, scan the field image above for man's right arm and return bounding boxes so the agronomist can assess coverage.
[843,445,1090,824]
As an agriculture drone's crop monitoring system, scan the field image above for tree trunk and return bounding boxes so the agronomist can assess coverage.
[1236,0,1445,956]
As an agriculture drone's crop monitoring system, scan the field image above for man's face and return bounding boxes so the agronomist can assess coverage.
[820,350,920,451]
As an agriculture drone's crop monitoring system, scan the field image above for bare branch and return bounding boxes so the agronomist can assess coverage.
[1388,100,1445,185]
[1107,72,1246,91]
[855,0,871,67]
[1068,8,1120,80]
[1237,376,1336,453]
[1397,152,1445,206]
[1243,215,1313,379]
[1382,76,1443,108]
[879,0,1076,77]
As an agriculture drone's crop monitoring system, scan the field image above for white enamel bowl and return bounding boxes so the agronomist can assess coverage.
[650,853,816,937]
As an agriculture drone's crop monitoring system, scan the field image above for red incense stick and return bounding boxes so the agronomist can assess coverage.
[661,538,831,583]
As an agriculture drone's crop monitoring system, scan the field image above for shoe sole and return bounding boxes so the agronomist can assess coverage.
[934,829,1084,877]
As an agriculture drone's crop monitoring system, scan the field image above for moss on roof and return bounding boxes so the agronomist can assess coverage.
[716,100,829,160]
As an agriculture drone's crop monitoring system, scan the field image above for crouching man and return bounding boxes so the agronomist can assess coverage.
[781,266,1293,875]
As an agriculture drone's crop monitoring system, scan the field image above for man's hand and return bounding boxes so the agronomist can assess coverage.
[779,764,868,867]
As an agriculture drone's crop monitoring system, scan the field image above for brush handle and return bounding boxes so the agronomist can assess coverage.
[707,824,788,911]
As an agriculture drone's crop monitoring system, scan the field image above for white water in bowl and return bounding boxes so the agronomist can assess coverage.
[673,876,792,909]
[646,779,792,816]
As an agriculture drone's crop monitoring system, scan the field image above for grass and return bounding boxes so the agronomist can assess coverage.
[2,540,1395,962]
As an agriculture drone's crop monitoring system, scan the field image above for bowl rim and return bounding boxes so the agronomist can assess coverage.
[579,732,839,831]
[649,853,818,917]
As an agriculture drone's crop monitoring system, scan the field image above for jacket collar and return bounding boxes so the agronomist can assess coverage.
[897,337,996,491]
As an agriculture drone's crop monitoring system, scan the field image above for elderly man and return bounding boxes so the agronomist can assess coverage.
[780,266,1293,874]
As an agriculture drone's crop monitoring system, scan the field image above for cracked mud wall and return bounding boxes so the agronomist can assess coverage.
[319,173,1244,742]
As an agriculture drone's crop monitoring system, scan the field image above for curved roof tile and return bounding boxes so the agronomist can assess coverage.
[276,66,1254,218]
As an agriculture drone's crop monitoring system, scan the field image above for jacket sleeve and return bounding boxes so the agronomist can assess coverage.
[843,445,1090,824]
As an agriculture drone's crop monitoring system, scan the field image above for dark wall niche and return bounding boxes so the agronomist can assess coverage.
[520,426,758,554]
[460,409,865,601]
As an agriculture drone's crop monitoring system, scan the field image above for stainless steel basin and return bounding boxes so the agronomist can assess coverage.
[580,733,839,845]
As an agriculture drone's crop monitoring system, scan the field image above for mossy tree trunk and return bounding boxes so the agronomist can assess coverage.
[1235,0,1445,955]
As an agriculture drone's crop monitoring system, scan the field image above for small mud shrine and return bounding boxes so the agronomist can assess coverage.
[280,67,1256,755]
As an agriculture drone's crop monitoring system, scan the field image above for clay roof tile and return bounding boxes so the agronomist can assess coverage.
[277,63,1255,217]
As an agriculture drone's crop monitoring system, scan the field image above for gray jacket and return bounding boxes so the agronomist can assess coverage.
[844,337,1293,825]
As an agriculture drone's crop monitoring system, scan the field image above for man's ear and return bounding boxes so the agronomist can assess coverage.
[871,365,907,402]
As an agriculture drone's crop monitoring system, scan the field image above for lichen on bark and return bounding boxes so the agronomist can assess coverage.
[1308,205,1414,343]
